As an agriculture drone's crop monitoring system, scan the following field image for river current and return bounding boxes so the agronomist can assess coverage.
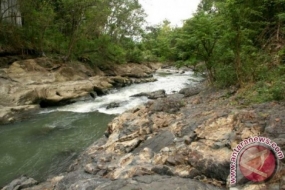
[0,68,201,187]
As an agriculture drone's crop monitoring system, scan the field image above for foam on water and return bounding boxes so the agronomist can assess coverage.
[41,70,202,115]
[0,69,203,186]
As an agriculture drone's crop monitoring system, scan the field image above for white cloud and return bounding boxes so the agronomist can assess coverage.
[139,0,201,26]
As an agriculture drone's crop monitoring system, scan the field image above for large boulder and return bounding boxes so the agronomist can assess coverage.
[179,87,201,97]
[131,89,166,99]
[99,63,160,78]
[110,76,132,87]
[149,94,185,113]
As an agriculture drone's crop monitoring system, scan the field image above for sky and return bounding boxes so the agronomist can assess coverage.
[139,0,201,27]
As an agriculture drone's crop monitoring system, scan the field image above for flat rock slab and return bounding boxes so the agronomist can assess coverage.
[99,175,225,190]
[133,130,174,153]
[51,174,225,190]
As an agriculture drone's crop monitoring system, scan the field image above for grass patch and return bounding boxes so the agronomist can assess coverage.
[235,80,285,104]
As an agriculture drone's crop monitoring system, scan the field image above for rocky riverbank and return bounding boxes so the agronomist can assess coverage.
[4,83,285,190]
[0,57,162,124]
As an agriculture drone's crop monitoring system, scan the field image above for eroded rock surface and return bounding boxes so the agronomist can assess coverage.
[11,85,281,190]
[0,58,160,124]
[3,65,285,189]
[2,176,38,190]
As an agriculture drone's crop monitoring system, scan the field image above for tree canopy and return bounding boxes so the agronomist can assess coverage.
[1,0,285,100]
[141,0,285,90]
[0,0,146,64]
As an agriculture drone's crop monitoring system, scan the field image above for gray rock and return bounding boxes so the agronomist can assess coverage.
[264,112,285,138]
[130,92,147,97]
[2,176,38,190]
[97,175,225,190]
[133,131,174,153]
[147,89,166,99]
[54,171,109,190]
[212,142,227,149]
[151,165,174,176]
[179,87,201,97]
[106,102,120,109]
[150,94,184,113]
[188,149,230,181]
[167,93,185,99]
[183,132,197,145]
[84,163,100,175]
[131,89,166,99]
[94,86,109,96]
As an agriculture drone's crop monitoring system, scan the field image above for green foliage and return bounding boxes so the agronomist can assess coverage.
[214,64,237,88]
[140,20,178,62]
[271,83,285,101]
[141,0,285,96]
[126,45,143,63]
[0,0,146,64]
[240,80,285,104]
[1,0,285,103]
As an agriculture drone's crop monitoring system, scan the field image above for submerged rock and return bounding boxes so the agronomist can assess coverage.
[106,102,120,109]
[0,105,39,124]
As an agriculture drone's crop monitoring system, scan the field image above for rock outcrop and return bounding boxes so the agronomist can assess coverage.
[0,58,161,124]
[3,61,285,190]
[2,176,38,190]
[12,86,283,190]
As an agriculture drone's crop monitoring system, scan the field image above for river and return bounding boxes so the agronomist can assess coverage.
[0,68,201,187]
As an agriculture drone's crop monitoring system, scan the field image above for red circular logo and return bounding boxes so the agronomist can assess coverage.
[239,145,277,182]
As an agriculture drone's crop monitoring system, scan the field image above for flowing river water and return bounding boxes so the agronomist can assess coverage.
[0,69,202,187]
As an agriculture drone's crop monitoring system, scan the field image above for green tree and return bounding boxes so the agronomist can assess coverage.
[176,12,222,82]
[141,20,178,62]
[0,0,147,65]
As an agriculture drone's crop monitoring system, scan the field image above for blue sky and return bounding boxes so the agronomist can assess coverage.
[139,0,201,26]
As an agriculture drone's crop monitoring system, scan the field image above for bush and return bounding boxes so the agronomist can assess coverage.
[126,46,143,63]
[214,64,237,88]
[271,82,285,101]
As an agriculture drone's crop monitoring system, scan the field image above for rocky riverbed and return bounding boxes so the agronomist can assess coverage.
[4,83,285,190]
[2,58,285,190]
[0,57,161,124]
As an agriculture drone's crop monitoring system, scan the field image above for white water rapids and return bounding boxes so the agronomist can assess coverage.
[0,68,203,186]
[40,68,203,115]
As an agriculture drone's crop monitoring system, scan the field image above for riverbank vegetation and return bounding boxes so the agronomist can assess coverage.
[1,0,285,102]
[0,0,146,64]
[141,0,285,102]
